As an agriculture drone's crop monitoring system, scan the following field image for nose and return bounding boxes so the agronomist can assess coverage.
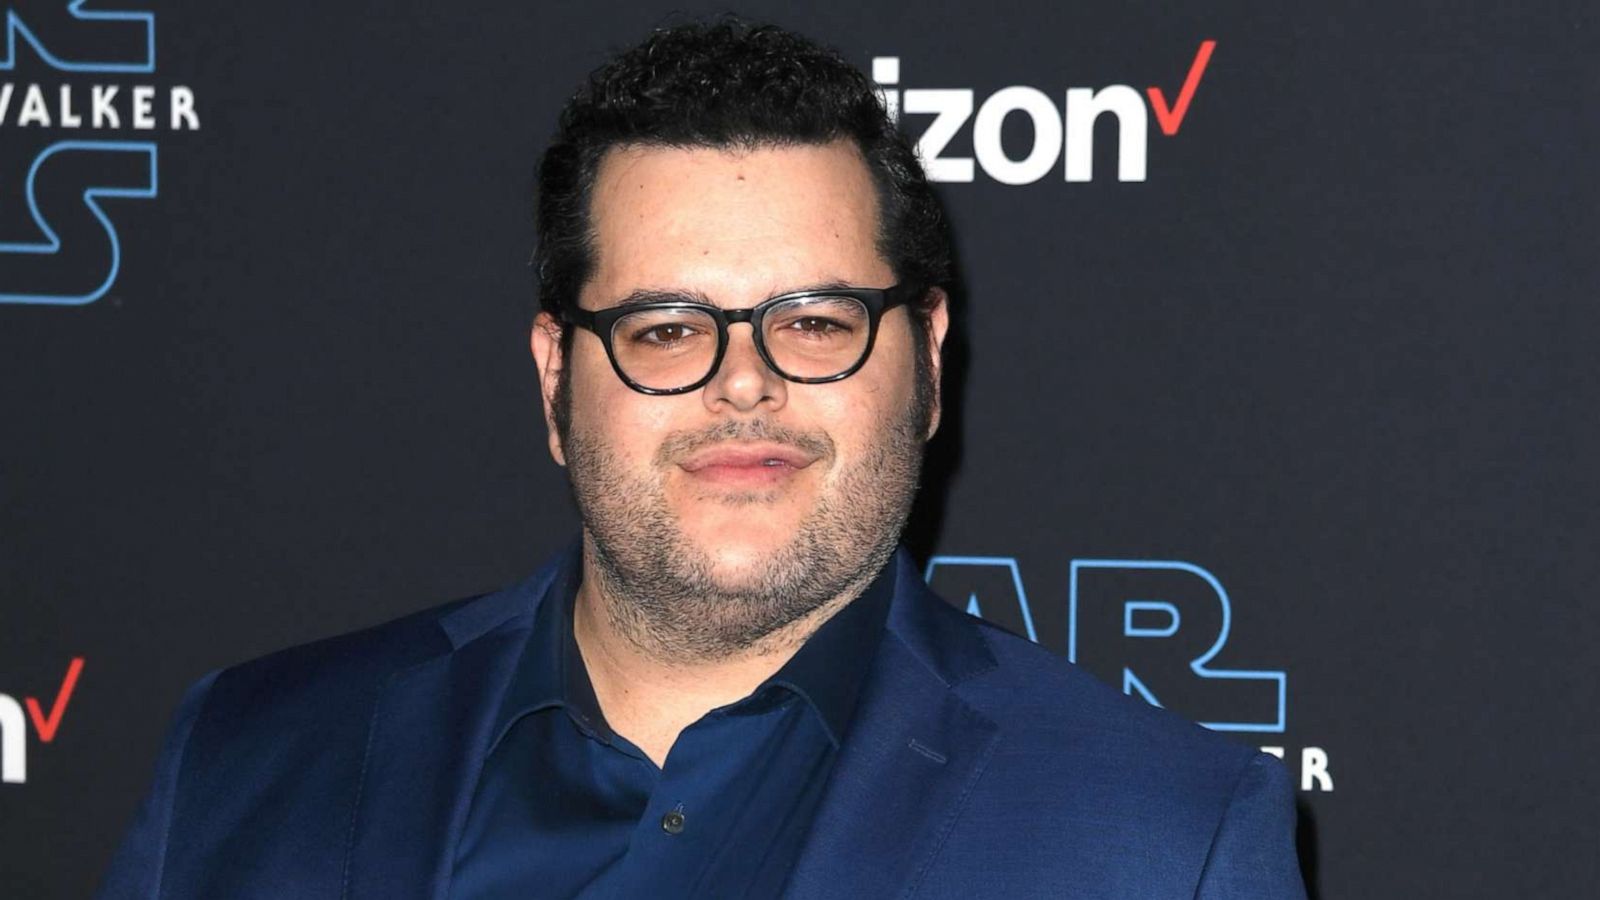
[702,323,787,413]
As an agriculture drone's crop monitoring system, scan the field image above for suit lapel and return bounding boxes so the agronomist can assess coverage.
[341,559,565,900]
[783,555,1001,899]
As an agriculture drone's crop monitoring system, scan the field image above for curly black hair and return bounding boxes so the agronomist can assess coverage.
[533,19,954,437]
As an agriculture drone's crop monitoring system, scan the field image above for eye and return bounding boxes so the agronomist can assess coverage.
[767,296,867,341]
[787,316,850,335]
[634,322,700,344]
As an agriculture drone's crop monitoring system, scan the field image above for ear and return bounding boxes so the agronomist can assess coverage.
[530,311,568,466]
[923,287,951,440]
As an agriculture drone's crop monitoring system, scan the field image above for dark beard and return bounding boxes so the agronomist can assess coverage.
[565,409,925,662]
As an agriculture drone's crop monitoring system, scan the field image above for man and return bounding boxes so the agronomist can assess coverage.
[100,21,1306,899]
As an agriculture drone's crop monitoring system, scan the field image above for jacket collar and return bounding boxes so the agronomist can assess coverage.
[341,551,566,900]
[781,550,1001,898]
[882,549,999,687]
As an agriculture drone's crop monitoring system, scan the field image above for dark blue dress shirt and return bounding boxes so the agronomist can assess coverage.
[449,559,894,899]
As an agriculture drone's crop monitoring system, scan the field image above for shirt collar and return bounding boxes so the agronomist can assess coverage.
[488,547,897,753]
[487,551,612,753]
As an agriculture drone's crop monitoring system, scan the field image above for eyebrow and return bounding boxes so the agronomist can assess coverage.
[604,280,864,310]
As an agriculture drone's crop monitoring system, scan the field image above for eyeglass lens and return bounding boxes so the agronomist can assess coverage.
[609,295,871,391]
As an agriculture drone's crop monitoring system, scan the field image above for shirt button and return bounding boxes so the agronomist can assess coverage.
[661,810,686,835]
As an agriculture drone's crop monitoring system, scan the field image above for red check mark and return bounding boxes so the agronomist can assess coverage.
[1147,40,1217,136]
[26,657,84,743]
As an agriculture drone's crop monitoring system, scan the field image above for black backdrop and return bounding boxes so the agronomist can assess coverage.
[2,1,1596,897]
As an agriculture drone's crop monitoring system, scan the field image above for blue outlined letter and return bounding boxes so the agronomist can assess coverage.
[1,1,155,73]
[1,4,158,304]
[0,140,157,305]
[1070,560,1286,733]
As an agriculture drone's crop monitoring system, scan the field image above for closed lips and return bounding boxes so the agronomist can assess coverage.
[678,444,820,472]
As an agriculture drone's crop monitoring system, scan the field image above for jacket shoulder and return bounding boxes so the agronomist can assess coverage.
[922,605,1302,893]
[957,607,1261,773]
[96,584,527,899]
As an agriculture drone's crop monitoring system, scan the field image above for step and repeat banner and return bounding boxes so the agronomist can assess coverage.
[2,1,1595,897]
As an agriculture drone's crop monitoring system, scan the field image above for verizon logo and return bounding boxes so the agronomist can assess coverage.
[874,40,1215,184]
[1,657,84,784]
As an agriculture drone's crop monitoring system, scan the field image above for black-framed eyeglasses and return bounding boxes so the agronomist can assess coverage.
[562,283,921,395]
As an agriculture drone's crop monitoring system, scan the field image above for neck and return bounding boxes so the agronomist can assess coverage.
[570,551,866,767]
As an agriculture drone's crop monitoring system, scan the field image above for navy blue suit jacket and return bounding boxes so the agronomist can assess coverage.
[99,548,1307,898]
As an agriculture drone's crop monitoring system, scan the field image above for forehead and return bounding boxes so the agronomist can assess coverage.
[583,140,891,305]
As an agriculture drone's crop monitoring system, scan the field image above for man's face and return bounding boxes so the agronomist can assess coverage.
[532,140,947,655]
